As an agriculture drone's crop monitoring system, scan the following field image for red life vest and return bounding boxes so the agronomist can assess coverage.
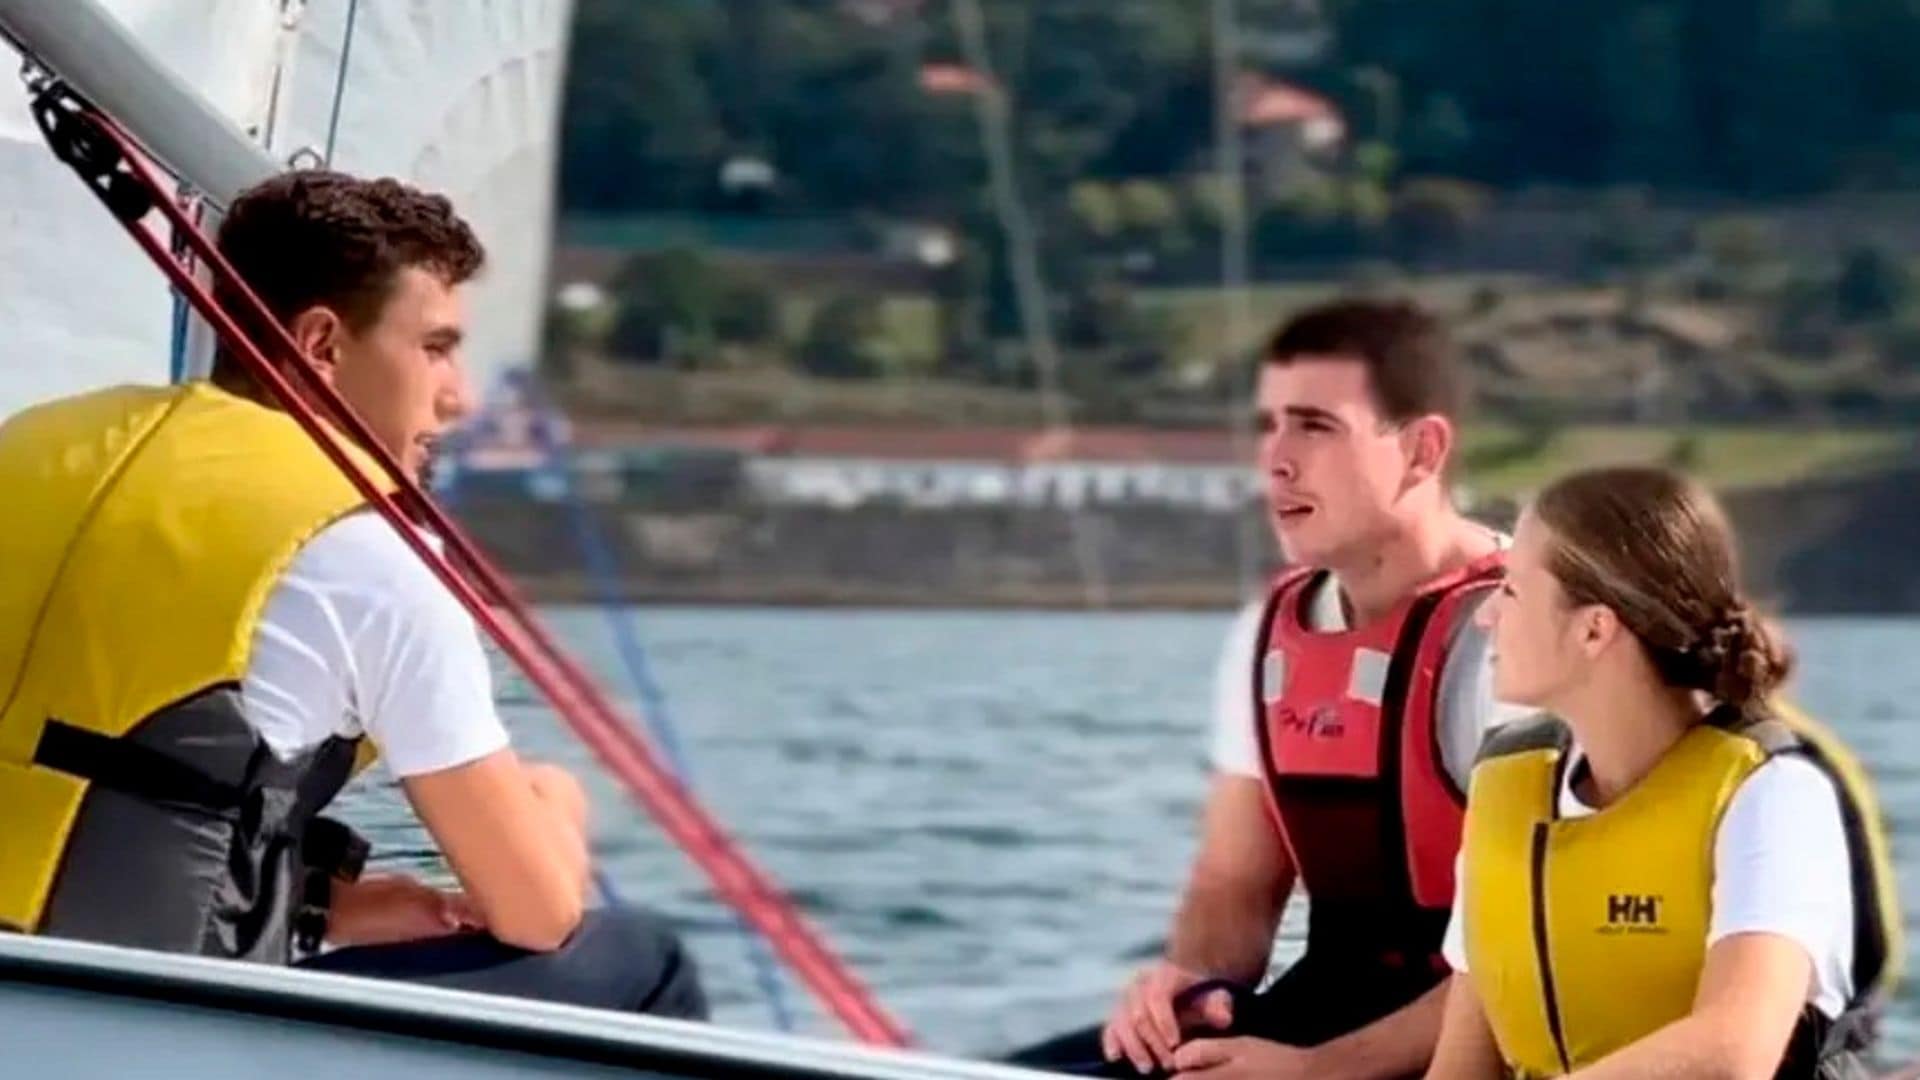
[1252,551,1505,958]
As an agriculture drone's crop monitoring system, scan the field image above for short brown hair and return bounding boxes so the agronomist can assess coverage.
[211,170,484,383]
[1533,465,1792,718]
[1265,298,1463,423]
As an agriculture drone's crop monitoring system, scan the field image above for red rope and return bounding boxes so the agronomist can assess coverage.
[57,96,910,1048]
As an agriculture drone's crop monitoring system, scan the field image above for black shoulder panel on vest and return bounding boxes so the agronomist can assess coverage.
[1474,712,1567,763]
[1774,733,1894,1012]
[1732,716,1805,757]
[1728,712,1892,1011]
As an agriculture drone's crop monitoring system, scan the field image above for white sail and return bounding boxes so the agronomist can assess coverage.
[0,0,573,419]
[0,0,282,420]
[271,0,574,397]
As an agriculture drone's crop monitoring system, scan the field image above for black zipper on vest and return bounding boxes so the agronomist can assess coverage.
[1530,822,1573,1074]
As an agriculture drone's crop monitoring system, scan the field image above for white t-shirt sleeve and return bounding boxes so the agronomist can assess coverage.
[1207,598,1268,778]
[1442,850,1469,972]
[1709,755,1855,1017]
[242,512,510,778]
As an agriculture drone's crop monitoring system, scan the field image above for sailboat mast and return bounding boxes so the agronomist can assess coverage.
[0,0,274,206]
[1212,0,1263,597]
[951,0,1113,610]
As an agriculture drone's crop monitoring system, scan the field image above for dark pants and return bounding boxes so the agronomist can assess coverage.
[297,906,709,1020]
[1005,950,1445,1079]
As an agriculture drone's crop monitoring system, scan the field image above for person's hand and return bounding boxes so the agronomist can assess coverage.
[326,873,483,948]
[1100,962,1235,1073]
[1170,1036,1319,1080]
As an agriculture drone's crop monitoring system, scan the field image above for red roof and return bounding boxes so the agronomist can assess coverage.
[572,423,788,456]
[781,426,1024,460]
[1239,74,1342,129]
[920,62,992,97]
[1026,428,1247,465]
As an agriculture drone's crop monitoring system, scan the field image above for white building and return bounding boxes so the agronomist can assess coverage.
[714,427,1258,512]
[475,423,1265,512]
[744,456,1258,511]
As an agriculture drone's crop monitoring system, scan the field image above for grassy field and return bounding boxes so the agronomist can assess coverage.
[1458,423,1911,502]
[561,361,1052,426]
[774,293,945,374]
[769,272,1538,379]
[1138,274,1539,366]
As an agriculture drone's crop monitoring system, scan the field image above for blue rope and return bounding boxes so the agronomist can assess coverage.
[532,457,691,774]
[167,183,195,383]
[167,289,190,383]
[516,379,798,1032]
[322,0,361,164]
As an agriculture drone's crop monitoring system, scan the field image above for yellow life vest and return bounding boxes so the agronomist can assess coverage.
[1461,710,1899,1078]
[0,381,392,959]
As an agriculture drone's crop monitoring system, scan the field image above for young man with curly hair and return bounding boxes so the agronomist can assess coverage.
[0,170,706,1019]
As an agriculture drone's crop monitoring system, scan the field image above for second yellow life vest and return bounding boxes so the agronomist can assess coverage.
[1460,711,1898,1077]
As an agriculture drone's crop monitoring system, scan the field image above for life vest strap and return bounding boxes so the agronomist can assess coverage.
[35,719,372,875]
[292,824,370,958]
[302,817,370,883]
[33,718,246,814]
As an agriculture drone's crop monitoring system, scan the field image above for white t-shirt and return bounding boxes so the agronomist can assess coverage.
[1441,748,1855,1018]
[1209,569,1534,790]
[239,511,510,777]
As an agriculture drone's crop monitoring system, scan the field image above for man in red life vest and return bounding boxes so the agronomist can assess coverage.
[1010,299,1528,1080]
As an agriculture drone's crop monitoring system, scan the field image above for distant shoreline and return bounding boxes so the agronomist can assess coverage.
[465,463,1920,619]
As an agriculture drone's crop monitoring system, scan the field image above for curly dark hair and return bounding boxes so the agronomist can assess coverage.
[211,169,485,383]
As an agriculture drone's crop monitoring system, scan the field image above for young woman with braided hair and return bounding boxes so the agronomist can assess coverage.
[1425,466,1897,1079]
